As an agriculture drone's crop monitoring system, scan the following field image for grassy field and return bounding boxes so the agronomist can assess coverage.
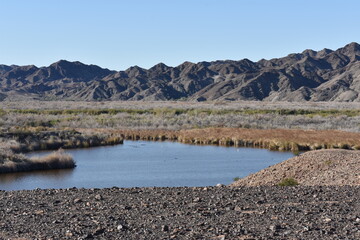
[1,101,360,132]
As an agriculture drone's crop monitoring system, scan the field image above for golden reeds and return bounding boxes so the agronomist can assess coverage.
[108,127,360,152]
[0,149,75,174]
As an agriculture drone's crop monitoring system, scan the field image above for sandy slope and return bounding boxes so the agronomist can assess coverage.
[231,149,360,186]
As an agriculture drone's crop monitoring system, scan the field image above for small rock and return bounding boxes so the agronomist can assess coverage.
[269,225,281,232]
[81,233,93,239]
[117,224,128,231]
[193,197,201,202]
[162,225,169,232]
[234,206,242,212]
[210,235,225,240]
[216,184,224,187]
[34,210,44,215]
[74,198,82,203]
[324,217,332,223]
[65,230,73,237]
[93,227,105,235]
[356,218,360,222]
[95,194,103,201]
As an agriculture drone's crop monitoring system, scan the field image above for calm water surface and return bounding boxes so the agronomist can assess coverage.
[0,141,294,190]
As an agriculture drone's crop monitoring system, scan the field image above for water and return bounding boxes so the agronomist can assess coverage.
[0,141,294,190]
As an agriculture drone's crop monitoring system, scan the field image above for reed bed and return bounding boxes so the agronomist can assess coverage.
[0,149,75,174]
[107,127,360,152]
[1,129,124,153]
[0,129,123,174]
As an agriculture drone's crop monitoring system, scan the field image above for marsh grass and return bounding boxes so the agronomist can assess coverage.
[111,127,360,152]
[0,128,124,153]
[0,149,75,174]
[0,128,123,174]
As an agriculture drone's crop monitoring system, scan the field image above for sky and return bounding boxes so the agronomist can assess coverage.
[0,0,359,71]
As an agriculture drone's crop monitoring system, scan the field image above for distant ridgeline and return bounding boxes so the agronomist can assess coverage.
[1,42,360,101]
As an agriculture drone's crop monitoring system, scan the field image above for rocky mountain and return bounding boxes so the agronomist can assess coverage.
[1,42,360,101]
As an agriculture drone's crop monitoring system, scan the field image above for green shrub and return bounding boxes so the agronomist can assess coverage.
[278,177,299,186]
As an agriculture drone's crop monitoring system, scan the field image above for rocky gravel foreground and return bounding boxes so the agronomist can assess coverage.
[0,186,359,240]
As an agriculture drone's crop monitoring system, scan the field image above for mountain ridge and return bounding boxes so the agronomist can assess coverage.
[1,42,360,101]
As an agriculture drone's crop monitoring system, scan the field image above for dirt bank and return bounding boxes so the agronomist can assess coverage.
[231,149,360,187]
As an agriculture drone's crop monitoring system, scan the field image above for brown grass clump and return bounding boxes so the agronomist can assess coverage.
[0,128,123,174]
[0,149,75,174]
[102,127,360,152]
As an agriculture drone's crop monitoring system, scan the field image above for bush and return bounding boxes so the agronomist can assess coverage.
[278,177,299,186]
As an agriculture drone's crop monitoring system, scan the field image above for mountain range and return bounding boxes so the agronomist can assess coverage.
[1,42,360,101]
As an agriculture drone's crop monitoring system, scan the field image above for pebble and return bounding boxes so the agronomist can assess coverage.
[117,224,127,231]
[93,227,105,235]
[0,186,358,239]
[95,194,103,201]
[161,225,169,232]
[65,230,73,237]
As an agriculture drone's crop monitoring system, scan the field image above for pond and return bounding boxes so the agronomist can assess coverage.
[0,141,294,190]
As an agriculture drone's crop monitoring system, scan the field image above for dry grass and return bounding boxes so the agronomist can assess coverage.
[0,129,123,174]
[104,127,360,152]
[1,101,360,132]
[0,149,75,174]
[3,100,360,111]
[0,129,124,153]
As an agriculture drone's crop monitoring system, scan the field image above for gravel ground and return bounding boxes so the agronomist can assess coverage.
[231,149,360,187]
[0,186,359,240]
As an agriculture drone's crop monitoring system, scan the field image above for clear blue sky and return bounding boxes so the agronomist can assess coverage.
[0,0,359,71]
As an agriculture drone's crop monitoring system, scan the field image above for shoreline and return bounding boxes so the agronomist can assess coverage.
[0,129,123,174]
[90,127,360,152]
[2,126,360,174]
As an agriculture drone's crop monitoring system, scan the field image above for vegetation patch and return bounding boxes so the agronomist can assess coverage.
[9,107,360,118]
[233,177,240,181]
[277,177,299,186]
[0,149,75,174]
[0,128,124,174]
[112,127,360,152]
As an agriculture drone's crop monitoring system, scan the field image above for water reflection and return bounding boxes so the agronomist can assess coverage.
[0,168,74,184]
